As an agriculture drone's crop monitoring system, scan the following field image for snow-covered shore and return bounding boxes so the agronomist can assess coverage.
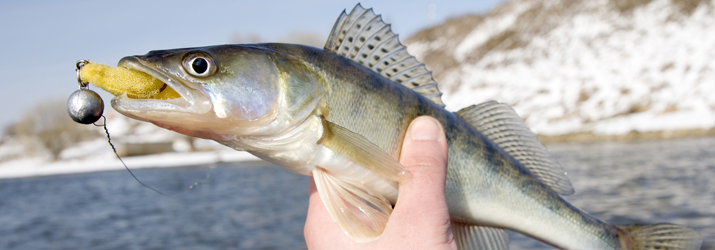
[0,110,263,180]
[0,149,260,180]
[407,0,715,137]
[6,0,715,180]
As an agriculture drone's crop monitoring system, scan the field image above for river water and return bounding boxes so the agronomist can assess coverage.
[1,137,713,249]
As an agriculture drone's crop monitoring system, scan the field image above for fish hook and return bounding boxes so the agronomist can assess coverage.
[76,60,90,89]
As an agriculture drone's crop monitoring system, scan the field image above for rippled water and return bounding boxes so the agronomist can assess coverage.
[0,162,310,250]
[510,136,715,249]
[1,136,713,249]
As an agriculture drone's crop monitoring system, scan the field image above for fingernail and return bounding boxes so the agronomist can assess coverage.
[410,117,441,141]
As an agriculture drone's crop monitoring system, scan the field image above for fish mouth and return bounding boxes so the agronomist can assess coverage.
[111,56,212,115]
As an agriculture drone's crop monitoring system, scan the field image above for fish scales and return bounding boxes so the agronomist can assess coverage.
[79,4,701,250]
[232,43,626,249]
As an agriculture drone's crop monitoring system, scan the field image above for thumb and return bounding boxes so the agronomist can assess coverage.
[385,116,454,248]
[398,116,448,204]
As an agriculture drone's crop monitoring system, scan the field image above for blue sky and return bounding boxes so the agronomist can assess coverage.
[0,0,506,129]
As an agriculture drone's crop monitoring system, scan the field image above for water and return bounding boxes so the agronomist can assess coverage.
[1,136,713,249]
[0,162,310,250]
[510,136,715,249]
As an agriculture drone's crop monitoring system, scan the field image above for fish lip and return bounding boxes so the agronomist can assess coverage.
[112,56,211,114]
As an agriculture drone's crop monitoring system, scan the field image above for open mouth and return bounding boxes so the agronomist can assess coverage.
[111,57,211,114]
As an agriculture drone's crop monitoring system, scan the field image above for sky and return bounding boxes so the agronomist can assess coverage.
[0,0,506,130]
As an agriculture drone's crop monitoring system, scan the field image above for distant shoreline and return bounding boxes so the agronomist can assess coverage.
[4,128,714,180]
[0,150,260,180]
[539,127,715,144]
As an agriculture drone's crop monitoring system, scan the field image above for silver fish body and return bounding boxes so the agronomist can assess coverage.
[107,5,701,250]
[245,44,624,249]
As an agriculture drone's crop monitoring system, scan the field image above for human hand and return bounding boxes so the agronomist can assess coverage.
[304,116,457,250]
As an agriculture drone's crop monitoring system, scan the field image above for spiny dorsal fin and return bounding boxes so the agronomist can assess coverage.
[324,4,445,107]
[456,101,575,196]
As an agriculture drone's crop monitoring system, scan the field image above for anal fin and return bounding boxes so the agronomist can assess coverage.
[451,222,509,250]
[312,167,392,242]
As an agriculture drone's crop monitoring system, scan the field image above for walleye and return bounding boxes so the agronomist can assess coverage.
[85,4,701,250]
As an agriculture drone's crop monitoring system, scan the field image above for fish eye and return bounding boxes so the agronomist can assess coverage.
[182,52,217,77]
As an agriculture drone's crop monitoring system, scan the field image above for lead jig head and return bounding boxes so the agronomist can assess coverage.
[68,60,104,124]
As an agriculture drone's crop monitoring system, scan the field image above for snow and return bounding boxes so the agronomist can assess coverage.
[592,110,715,135]
[0,110,261,180]
[4,0,715,179]
[409,0,715,136]
[0,147,259,180]
[454,0,536,62]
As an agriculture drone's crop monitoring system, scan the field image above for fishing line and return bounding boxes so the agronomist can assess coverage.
[94,116,211,196]
[93,116,173,196]
[70,60,210,197]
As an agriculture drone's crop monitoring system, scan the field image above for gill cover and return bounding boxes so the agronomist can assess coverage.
[181,49,280,120]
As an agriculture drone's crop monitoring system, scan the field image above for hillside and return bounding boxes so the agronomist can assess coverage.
[406,0,715,141]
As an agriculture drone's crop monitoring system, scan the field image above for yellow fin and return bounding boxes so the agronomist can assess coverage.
[79,62,179,99]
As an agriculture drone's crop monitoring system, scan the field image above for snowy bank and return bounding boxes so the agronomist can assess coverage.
[407,0,715,137]
[0,149,260,180]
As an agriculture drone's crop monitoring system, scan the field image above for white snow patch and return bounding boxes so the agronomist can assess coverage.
[454,1,536,62]
[0,149,259,180]
[431,0,715,136]
[0,109,261,180]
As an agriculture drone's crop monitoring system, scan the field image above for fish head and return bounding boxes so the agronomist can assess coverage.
[113,45,323,141]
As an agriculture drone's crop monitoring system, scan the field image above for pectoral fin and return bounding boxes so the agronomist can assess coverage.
[451,222,510,250]
[318,117,405,182]
[312,167,392,242]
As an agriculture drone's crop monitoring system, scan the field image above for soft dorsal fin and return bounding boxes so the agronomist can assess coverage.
[324,4,445,107]
[456,101,575,196]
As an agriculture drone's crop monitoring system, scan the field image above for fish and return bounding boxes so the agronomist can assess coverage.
[87,4,701,250]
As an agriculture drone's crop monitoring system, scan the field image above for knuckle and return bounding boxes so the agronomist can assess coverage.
[404,155,446,172]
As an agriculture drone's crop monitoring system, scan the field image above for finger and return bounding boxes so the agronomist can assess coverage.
[386,116,454,248]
